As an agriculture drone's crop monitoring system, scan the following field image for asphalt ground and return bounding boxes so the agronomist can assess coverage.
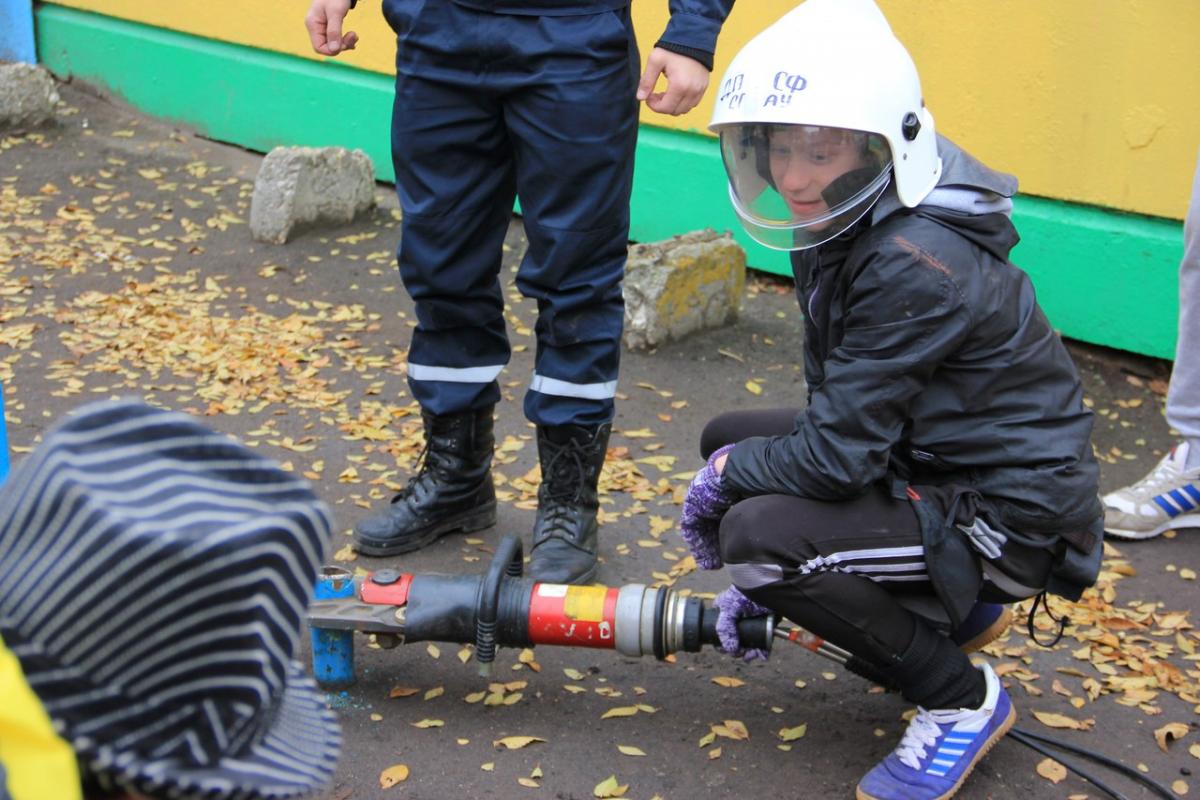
[2,81,1198,800]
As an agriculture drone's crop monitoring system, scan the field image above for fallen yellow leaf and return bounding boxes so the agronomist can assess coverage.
[712,719,749,740]
[601,706,640,719]
[1032,711,1094,731]
[1036,758,1067,784]
[379,764,409,788]
[518,777,540,788]
[745,380,763,395]
[778,724,807,742]
[564,668,586,680]
[712,676,745,688]
[424,686,444,700]
[1155,722,1190,752]
[410,719,443,729]
[494,736,546,750]
[1173,779,1189,796]
[617,745,646,756]
[593,775,629,798]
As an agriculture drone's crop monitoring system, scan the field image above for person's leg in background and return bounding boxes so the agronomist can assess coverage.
[503,9,641,583]
[355,6,514,556]
[1105,153,1200,540]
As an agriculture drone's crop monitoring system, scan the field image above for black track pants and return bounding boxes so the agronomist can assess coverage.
[703,409,985,706]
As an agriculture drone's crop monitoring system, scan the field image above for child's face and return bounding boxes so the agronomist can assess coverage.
[768,127,869,227]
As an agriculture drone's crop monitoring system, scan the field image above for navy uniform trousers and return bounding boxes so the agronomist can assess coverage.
[385,0,640,426]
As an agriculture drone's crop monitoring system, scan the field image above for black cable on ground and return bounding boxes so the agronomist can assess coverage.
[1008,725,1176,800]
[1007,729,1130,800]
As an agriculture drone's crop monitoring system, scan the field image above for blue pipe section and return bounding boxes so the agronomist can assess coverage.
[311,568,356,687]
[0,0,36,63]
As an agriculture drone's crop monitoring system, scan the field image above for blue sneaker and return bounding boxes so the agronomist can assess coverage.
[950,603,1011,654]
[856,663,1015,800]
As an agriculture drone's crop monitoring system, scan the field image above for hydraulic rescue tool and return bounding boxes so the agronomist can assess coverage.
[307,534,850,687]
[307,539,1181,800]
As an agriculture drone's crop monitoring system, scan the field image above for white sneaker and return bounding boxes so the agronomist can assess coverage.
[1103,442,1200,540]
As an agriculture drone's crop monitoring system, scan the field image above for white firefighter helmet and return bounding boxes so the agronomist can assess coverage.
[709,0,941,250]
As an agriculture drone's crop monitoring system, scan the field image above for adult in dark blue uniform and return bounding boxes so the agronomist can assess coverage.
[305,0,734,583]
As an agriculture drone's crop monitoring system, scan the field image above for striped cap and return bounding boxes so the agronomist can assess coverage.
[0,400,341,799]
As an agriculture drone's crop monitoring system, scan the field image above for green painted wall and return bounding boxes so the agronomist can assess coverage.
[35,5,1184,359]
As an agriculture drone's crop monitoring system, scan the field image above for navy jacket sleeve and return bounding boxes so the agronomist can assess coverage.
[722,236,975,500]
[656,0,735,69]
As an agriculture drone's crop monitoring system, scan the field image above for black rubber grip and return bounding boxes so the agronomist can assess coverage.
[698,604,772,651]
[652,585,669,660]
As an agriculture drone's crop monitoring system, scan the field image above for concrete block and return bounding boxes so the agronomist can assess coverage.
[250,146,375,244]
[623,229,746,351]
[0,63,60,128]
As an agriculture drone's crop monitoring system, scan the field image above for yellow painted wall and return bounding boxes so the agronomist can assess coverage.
[45,0,1200,219]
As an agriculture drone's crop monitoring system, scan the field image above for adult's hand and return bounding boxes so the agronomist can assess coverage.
[637,47,711,116]
[305,0,359,56]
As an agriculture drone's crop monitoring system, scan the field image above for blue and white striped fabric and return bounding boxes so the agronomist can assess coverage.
[0,400,341,799]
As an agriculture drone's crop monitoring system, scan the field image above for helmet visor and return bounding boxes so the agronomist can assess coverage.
[719,124,892,251]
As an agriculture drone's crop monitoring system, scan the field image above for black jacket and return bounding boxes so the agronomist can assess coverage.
[723,136,1102,541]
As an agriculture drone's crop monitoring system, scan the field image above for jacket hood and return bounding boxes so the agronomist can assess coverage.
[872,135,1020,260]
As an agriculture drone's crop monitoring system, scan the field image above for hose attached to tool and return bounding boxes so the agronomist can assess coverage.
[475,535,523,675]
[1007,726,1176,800]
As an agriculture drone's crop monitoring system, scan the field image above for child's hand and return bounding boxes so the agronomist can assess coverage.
[678,444,736,569]
[714,585,772,661]
[637,47,711,115]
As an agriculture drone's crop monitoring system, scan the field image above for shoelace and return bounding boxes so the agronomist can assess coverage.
[537,439,590,541]
[391,440,451,507]
[1122,453,1186,501]
[893,708,945,770]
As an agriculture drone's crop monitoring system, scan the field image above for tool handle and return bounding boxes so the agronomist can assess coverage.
[698,604,773,652]
[476,534,523,673]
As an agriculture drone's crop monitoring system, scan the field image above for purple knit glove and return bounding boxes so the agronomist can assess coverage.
[679,444,737,569]
[714,585,772,662]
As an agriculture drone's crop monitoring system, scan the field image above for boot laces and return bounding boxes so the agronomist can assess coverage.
[392,438,454,507]
[543,438,589,503]
[538,438,591,540]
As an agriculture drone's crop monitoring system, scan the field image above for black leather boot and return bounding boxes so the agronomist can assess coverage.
[353,407,497,556]
[529,423,611,584]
